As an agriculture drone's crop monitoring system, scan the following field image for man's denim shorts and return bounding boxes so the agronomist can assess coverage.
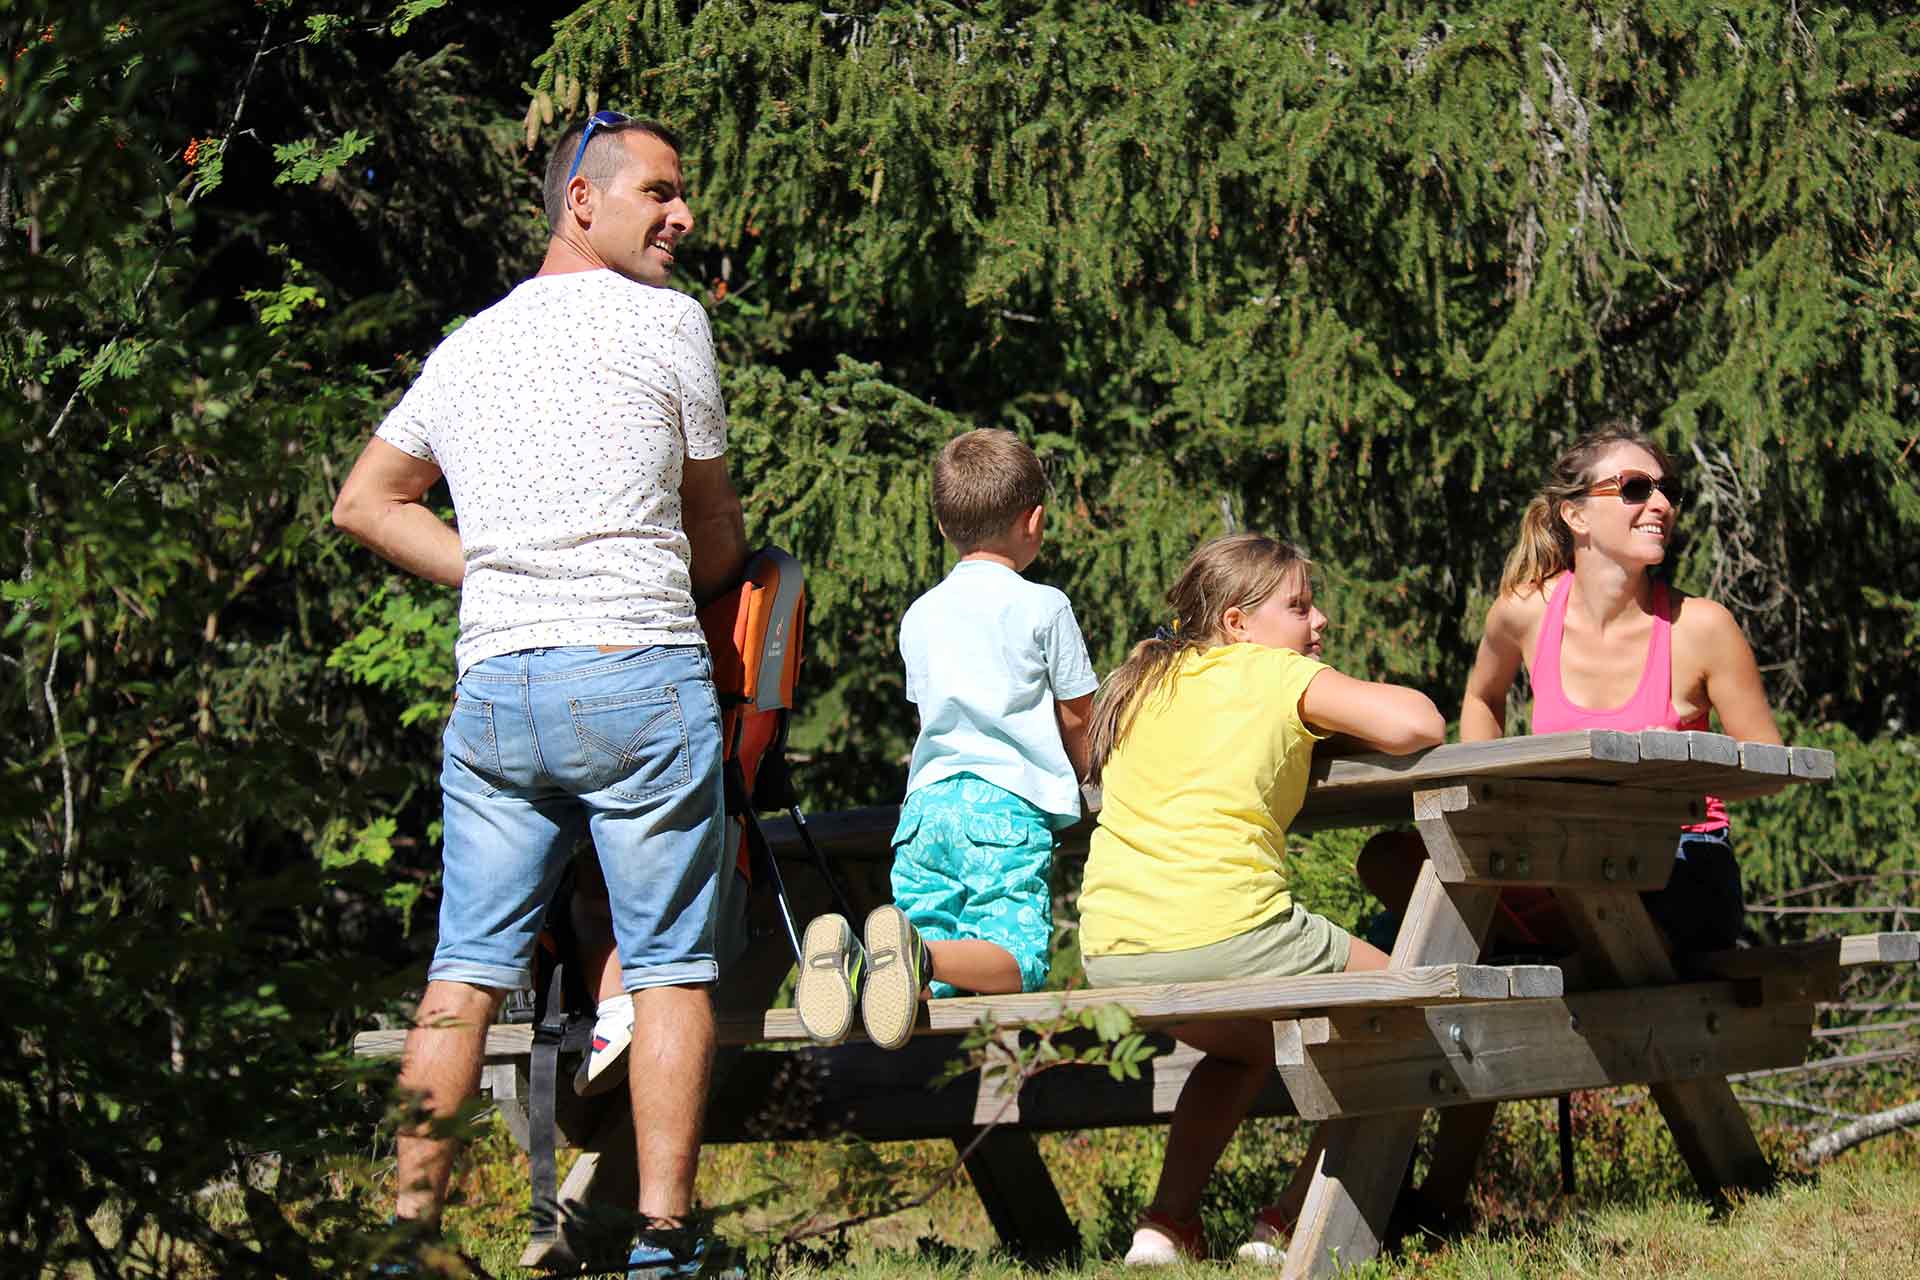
[429,644,725,994]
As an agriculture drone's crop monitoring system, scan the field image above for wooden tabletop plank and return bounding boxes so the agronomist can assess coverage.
[1790,746,1836,781]
[758,731,1833,860]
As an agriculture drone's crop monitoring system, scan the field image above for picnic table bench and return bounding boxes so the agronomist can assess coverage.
[352,729,1919,1275]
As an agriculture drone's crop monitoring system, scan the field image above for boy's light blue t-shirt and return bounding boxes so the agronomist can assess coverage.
[900,560,1100,828]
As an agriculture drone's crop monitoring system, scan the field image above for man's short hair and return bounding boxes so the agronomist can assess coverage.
[543,116,683,235]
[932,429,1048,552]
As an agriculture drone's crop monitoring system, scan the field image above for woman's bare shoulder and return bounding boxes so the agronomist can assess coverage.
[1668,588,1740,634]
[1484,583,1550,643]
[1668,589,1748,653]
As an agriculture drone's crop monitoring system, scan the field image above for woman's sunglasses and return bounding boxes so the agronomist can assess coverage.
[1587,470,1685,507]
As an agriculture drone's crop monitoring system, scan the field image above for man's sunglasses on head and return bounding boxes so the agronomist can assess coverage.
[564,110,634,185]
[1587,470,1685,507]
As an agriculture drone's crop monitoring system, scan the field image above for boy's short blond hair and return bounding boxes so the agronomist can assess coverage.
[932,429,1048,552]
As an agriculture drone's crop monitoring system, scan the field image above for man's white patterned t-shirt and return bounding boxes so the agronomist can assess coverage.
[375,270,727,675]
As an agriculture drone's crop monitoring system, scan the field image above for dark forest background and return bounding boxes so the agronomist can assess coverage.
[3,2,1915,1273]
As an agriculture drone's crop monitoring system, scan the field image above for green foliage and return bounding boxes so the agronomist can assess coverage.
[3,0,1917,1271]
[0,2,552,1272]
[531,0,1920,795]
[271,128,372,186]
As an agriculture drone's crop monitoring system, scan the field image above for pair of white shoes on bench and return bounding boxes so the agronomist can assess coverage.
[795,905,931,1050]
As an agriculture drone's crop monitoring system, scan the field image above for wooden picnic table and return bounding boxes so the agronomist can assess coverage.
[351,728,1918,1275]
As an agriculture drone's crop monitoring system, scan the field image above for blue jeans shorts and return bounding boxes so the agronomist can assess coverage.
[890,774,1054,998]
[1644,826,1744,953]
[431,644,725,993]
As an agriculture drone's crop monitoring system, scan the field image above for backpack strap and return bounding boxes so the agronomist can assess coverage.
[527,956,569,1249]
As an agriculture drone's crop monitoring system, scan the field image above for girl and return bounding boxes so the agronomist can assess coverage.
[1078,533,1445,1266]
[1360,424,1783,955]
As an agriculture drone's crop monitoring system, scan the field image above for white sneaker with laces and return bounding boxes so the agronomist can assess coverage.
[572,994,634,1097]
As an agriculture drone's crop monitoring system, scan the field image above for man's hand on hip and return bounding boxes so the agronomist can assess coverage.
[332,436,465,587]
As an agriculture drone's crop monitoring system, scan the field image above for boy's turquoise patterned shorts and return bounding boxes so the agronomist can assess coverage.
[890,773,1054,998]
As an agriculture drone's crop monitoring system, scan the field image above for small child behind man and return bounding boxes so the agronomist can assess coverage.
[795,428,1098,1048]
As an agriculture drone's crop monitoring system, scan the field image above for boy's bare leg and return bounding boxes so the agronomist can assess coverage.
[629,983,716,1226]
[394,979,506,1225]
[926,938,1023,995]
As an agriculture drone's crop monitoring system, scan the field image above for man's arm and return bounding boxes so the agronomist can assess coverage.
[681,454,747,605]
[332,437,464,587]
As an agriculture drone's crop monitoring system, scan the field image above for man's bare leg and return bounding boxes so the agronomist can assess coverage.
[394,979,506,1224]
[629,982,716,1226]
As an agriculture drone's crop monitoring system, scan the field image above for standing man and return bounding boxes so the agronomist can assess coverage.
[333,112,746,1275]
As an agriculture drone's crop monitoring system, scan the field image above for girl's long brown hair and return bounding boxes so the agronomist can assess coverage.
[1499,423,1676,598]
[1086,533,1311,781]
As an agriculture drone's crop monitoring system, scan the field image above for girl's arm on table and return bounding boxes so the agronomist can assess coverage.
[1301,669,1445,756]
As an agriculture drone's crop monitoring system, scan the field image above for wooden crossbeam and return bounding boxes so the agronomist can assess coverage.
[1414,780,1695,889]
[1275,980,1817,1121]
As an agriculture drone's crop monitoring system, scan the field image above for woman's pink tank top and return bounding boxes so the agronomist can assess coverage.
[1530,574,1729,831]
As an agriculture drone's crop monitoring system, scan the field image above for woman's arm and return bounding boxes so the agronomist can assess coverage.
[1459,593,1530,742]
[1694,599,1782,745]
[1300,669,1445,756]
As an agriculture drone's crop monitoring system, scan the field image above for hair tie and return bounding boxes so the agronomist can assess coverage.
[1152,624,1177,644]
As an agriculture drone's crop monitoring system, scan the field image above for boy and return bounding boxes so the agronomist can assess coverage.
[796,429,1098,1048]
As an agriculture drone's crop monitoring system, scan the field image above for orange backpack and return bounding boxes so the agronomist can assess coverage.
[697,546,854,962]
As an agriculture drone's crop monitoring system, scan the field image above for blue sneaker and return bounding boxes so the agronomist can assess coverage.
[626,1232,742,1278]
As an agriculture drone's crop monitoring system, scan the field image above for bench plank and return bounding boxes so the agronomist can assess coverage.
[739,964,1538,1043]
[349,964,1557,1061]
[1689,932,1920,982]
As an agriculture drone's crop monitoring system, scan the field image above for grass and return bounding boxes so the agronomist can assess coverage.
[385,1083,1920,1279]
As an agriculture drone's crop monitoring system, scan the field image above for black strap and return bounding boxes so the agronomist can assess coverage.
[527,959,569,1247]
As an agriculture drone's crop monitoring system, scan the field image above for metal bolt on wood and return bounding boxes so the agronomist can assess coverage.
[1706,1012,1721,1035]
[1603,857,1618,881]
[1490,852,1507,875]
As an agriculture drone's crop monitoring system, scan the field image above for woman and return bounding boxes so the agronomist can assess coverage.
[1362,423,1782,955]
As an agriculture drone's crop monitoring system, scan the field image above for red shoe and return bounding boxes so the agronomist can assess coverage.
[1124,1208,1205,1265]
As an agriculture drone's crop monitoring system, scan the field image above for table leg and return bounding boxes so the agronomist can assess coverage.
[1557,887,1772,1197]
[956,1128,1078,1264]
[1283,860,1498,1277]
[1279,1112,1423,1280]
[1417,1102,1498,1220]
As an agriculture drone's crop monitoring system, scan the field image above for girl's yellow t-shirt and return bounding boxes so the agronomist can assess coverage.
[1079,643,1328,957]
